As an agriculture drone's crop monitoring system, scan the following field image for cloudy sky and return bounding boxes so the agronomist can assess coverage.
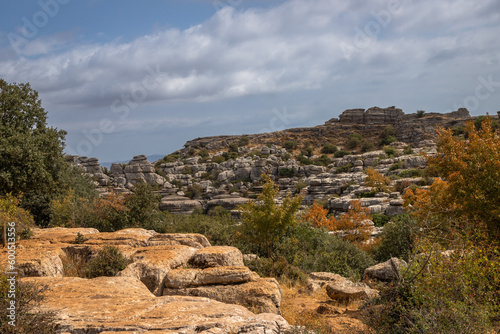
[1,0,500,162]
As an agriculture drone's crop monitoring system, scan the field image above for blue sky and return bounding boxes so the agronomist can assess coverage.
[1,0,500,162]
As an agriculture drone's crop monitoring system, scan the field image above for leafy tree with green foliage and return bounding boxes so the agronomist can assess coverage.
[237,174,303,258]
[125,181,163,229]
[0,79,70,226]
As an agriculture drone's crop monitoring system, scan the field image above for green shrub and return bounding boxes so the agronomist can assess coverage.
[371,213,390,227]
[357,191,377,198]
[403,145,414,155]
[388,161,404,171]
[335,163,353,174]
[222,151,239,160]
[228,142,239,153]
[207,205,230,217]
[278,222,374,279]
[384,146,396,157]
[212,156,225,164]
[372,214,416,262]
[397,169,423,178]
[238,136,250,147]
[185,184,204,199]
[312,155,331,167]
[246,256,307,286]
[416,109,425,118]
[85,246,131,278]
[321,143,337,154]
[161,212,239,247]
[198,149,209,158]
[297,154,313,165]
[380,135,397,146]
[279,167,296,177]
[347,133,363,149]
[125,181,163,229]
[334,150,350,158]
[361,140,375,152]
[163,154,179,163]
[283,140,298,151]
[366,246,500,334]
[0,273,59,333]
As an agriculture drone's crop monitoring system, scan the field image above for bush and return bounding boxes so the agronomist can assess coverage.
[397,169,422,178]
[371,214,416,262]
[228,142,239,153]
[0,273,59,333]
[365,167,391,193]
[371,213,390,227]
[388,161,404,171]
[238,136,250,147]
[283,140,298,151]
[321,143,337,154]
[246,256,307,286]
[335,163,353,174]
[384,146,396,157]
[403,145,414,155]
[279,167,296,177]
[347,133,363,149]
[211,156,225,164]
[198,149,209,158]
[296,154,313,165]
[237,174,303,258]
[334,150,350,158]
[416,109,425,118]
[85,246,131,278]
[185,184,204,199]
[361,140,375,152]
[0,194,35,246]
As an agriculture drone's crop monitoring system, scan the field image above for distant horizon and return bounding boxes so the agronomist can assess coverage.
[2,0,499,161]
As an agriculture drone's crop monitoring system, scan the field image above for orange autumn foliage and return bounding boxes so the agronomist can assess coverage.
[303,200,373,246]
[404,116,500,241]
[365,167,391,193]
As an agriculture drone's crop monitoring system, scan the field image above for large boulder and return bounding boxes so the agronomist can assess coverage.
[163,277,283,314]
[0,243,65,277]
[118,245,198,295]
[189,246,245,268]
[22,276,290,333]
[325,279,379,301]
[364,257,407,281]
[164,266,258,289]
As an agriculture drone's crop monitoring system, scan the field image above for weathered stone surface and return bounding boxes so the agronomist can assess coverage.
[159,196,203,214]
[22,276,289,333]
[207,195,250,211]
[147,233,211,249]
[83,228,156,247]
[118,245,198,295]
[30,227,99,244]
[164,266,258,289]
[325,279,379,301]
[189,246,245,268]
[0,244,65,277]
[364,257,407,281]
[163,278,282,314]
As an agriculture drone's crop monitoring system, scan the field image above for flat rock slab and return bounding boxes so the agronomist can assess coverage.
[30,227,100,244]
[189,246,244,268]
[164,266,259,288]
[21,276,289,334]
[163,277,282,314]
[325,279,379,301]
[147,233,210,249]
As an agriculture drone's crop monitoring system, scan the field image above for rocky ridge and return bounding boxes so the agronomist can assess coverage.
[66,107,496,217]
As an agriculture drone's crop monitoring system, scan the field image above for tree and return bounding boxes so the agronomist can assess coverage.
[237,174,303,258]
[365,167,391,193]
[405,116,500,240]
[0,79,68,226]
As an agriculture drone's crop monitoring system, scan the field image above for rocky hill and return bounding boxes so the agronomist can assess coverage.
[66,106,499,218]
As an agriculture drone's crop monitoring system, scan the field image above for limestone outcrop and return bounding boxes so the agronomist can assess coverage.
[2,228,289,333]
[22,276,289,333]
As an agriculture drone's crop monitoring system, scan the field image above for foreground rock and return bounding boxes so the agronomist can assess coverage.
[304,272,379,302]
[364,257,407,281]
[22,276,289,333]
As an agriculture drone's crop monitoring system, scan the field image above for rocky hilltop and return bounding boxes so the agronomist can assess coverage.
[65,106,496,217]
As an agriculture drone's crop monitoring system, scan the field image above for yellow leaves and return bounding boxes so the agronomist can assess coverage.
[0,193,34,226]
[365,167,391,193]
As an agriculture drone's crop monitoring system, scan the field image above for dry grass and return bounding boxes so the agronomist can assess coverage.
[280,283,372,334]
